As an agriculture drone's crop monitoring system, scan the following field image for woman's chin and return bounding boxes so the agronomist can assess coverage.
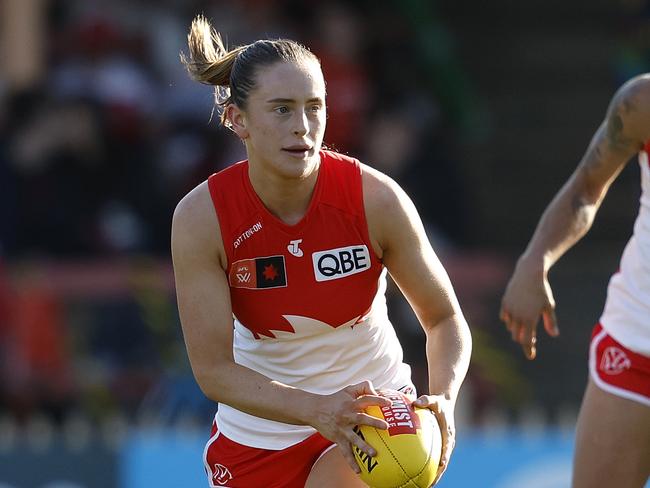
[278,153,319,179]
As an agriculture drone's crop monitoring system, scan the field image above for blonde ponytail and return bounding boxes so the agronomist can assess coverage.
[181,15,320,127]
[180,15,245,87]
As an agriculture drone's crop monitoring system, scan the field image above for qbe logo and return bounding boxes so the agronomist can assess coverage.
[312,245,370,282]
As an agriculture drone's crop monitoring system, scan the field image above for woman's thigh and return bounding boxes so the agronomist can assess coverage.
[305,445,368,488]
[573,379,650,488]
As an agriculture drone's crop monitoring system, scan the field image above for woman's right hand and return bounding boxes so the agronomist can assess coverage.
[310,381,392,473]
[500,257,560,360]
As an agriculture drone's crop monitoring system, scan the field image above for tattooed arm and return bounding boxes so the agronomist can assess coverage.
[499,74,650,359]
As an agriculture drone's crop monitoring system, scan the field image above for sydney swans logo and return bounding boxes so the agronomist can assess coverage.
[212,463,233,485]
[600,346,631,375]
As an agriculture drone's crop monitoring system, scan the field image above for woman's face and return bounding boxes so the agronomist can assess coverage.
[231,59,327,180]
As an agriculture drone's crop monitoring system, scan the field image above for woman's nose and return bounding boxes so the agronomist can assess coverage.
[292,112,308,136]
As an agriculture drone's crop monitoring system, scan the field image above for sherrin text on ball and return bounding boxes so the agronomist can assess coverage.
[353,389,442,488]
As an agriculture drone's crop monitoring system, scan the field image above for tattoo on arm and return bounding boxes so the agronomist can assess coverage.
[570,192,582,212]
[621,95,635,115]
[593,144,604,163]
[606,113,631,151]
[606,91,643,153]
[566,80,648,217]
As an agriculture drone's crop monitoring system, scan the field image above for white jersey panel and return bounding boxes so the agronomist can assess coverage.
[600,153,650,355]
[216,270,414,449]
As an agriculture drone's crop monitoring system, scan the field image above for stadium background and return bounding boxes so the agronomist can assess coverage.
[0,0,648,486]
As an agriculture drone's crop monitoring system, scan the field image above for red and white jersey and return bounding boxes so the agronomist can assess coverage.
[599,142,650,355]
[207,150,412,449]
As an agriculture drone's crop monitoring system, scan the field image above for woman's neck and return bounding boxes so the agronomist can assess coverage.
[248,159,320,226]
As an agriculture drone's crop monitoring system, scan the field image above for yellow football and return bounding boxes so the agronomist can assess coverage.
[353,389,442,488]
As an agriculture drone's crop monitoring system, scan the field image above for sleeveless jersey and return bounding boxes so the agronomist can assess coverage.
[207,150,412,449]
[599,141,650,355]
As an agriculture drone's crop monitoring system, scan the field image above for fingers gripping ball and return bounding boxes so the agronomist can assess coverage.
[353,389,442,488]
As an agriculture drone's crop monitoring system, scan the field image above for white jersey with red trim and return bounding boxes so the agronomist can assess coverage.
[207,151,413,449]
[599,148,650,355]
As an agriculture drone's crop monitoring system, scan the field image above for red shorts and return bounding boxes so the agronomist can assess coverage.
[203,419,335,487]
[589,323,650,406]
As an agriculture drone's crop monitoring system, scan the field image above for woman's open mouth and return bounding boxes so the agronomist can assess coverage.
[282,146,312,157]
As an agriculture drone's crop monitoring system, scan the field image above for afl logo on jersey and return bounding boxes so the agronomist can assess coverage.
[229,256,287,289]
[312,245,370,282]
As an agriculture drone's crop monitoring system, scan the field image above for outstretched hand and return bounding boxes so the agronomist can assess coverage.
[311,381,392,473]
[499,261,560,359]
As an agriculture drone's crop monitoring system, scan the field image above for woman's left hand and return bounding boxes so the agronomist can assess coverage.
[412,394,456,486]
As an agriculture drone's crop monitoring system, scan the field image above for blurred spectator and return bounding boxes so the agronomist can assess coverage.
[362,98,469,246]
[0,255,10,413]
[314,3,371,154]
[7,93,107,256]
[0,264,75,424]
[0,91,16,252]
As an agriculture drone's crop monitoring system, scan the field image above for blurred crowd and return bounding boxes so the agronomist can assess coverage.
[1,0,473,259]
[0,0,478,428]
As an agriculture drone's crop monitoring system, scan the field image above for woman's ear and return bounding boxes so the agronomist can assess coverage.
[225,104,249,139]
